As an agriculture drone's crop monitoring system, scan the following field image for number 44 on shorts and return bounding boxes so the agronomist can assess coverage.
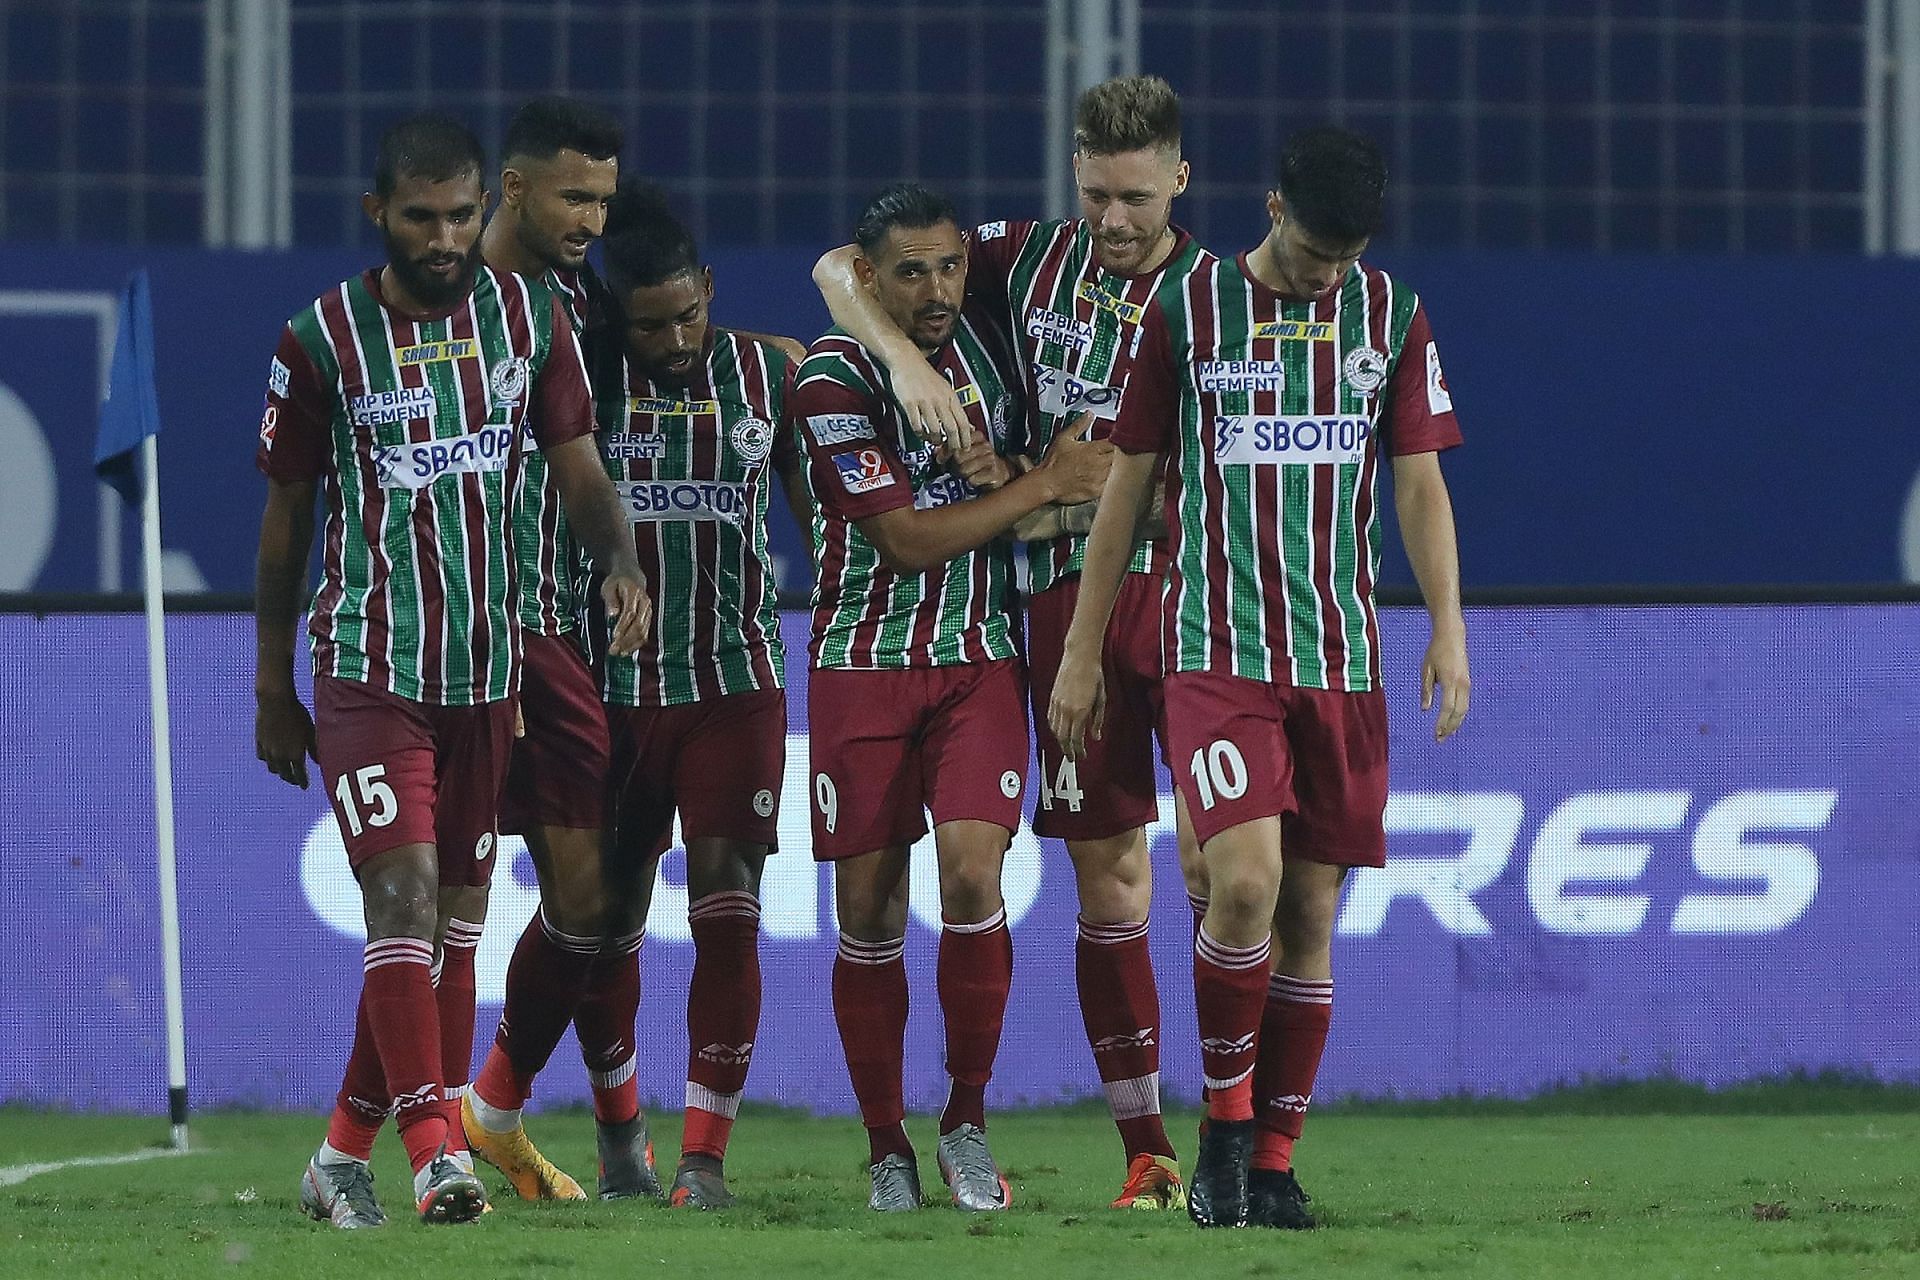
[334,764,398,837]
[1037,756,1085,813]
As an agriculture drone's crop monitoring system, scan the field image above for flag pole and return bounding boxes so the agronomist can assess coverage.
[140,432,190,1151]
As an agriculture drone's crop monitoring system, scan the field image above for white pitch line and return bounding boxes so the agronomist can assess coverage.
[0,1147,201,1187]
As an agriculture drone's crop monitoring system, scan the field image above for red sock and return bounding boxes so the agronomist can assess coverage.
[683,892,761,1162]
[1076,917,1175,1161]
[576,926,644,1125]
[1193,927,1270,1123]
[1188,894,1209,942]
[433,917,483,1153]
[325,990,389,1162]
[478,909,600,1113]
[1252,973,1334,1172]
[937,908,1012,1135]
[832,933,911,1163]
[361,937,447,1173]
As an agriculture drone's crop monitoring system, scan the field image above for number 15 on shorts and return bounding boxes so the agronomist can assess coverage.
[334,764,398,837]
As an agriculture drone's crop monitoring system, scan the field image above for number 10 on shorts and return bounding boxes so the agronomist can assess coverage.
[1189,740,1248,811]
[334,764,398,837]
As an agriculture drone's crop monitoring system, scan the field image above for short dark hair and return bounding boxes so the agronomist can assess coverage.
[502,96,623,166]
[602,182,700,291]
[853,182,958,254]
[373,111,486,199]
[1277,125,1388,243]
[1074,75,1181,156]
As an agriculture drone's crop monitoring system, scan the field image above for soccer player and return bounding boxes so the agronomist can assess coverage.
[793,183,1114,1213]
[254,112,648,1228]
[1050,125,1471,1228]
[812,75,1207,1209]
[574,184,811,1209]
[459,96,658,1204]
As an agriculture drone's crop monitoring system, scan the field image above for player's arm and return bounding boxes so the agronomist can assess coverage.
[1394,450,1468,740]
[252,330,329,789]
[812,244,971,450]
[1383,303,1469,741]
[1046,449,1159,760]
[532,295,651,654]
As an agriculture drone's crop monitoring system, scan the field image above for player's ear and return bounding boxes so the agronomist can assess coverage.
[701,265,715,303]
[851,253,876,290]
[1266,190,1286,228]
[361,192,383,228]
[500,166,523,208]
[1172,158,1191,198]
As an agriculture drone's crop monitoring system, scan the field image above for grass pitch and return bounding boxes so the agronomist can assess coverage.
[3,1081,1917,1278]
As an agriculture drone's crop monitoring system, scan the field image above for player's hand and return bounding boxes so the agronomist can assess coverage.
[1048,647,1107,761]
[892,359,973,452]
[514,702,526,739]
[1422,616,1470,741]
[1035,413,1115,506]
[602,572,653,656]
[255,687,318,789]
[938,433,1012,491]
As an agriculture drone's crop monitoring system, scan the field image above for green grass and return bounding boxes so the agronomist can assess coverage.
[4,1085,1919,1278]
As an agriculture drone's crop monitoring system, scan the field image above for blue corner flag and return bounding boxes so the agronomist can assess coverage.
[94,269,163,505]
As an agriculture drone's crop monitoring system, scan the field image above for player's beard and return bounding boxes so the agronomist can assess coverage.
[911,302,957,350]
[383,227,482,309]
[518,213,587,274]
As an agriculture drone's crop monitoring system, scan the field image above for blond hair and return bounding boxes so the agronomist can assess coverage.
[1073,75,1181,157]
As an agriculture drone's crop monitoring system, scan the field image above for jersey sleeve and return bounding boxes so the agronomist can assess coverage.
[1380,303,1463,457]
[789,374,913,520]
[1108,300,1179,456]
[528,291,596,451]
[771,359,800,475]
[255,324,333,482]
[963,219,1037,301]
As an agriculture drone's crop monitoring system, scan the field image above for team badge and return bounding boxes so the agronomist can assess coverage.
[731,416,773,466]
[268,357,291,398]
[1343,346,1388,395]
[490,356,529,404]
[753,789,775,818]
[999,770,1022,798]
[474,832,495,861]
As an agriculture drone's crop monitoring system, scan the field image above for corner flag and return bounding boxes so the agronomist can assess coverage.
[94,269,163,504]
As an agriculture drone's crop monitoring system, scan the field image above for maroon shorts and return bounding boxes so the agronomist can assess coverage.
[1162,670,1388,866]
[606,687,788,861]
[1027,572,1167,840]
[807,659,1029,860]
[499,630,611,835]
[313,675,516,887]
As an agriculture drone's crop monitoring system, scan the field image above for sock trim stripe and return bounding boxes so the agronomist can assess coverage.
[538,909,602,956]
[444,1083,468,1101]
[1196,928,1271,970]
[1187,894,1210,911]
[942,906,1008,935]
[364,952,434,973]
[688,890,762,921]
[685,1081,743,1120]
[443,918,485,948]
[837,933,906,964]
[588,1055,637,1090]
[1103,1072,1163,1122]
[1077,916,1149,944]
[605,927,646,956]
[1203,1066,1255,1091]
[364,937,434,958]
[1269,975,1335,1003]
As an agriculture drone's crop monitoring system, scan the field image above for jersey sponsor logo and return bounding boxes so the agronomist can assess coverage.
[731,416,774,466]
[1213,414,1372,466]
[630,396,720,417]
[267,357,291,398]
[1026,308,1094,351]
[1252,320,1335,342]
[1074,279,1145,326]
[977,220,1009,241]
[258,402,278,447]
[1034,364,1123,420]
[603,430,667,461]
[805,413,874,447]
[913,472,976,510]
[372,421,516,489]
[1196,360,1286,393]
[619,479,751,525]
[349,386,438,429]
[1426,341,1452,413]
[1344,346,1389,395]
[489,355,528,404]
[831,448,896,495]
[950,383,982,408]
[394,338,477,366]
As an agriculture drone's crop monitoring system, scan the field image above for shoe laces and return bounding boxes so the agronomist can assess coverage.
[940,1125,1000,1188]
[334,1161,381,1220]
[871,1154,920,1209]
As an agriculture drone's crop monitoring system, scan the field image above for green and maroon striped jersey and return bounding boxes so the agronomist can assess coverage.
[257,265,593,705]
[1112,252,1463,691]
[966,218,1207,595]
[792,315,1022,670]
[506,266,592,636]
[580,329,795,706]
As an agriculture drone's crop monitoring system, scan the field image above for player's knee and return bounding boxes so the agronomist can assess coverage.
[1068,832,1151,921]
[1274,884,1340,960]
[937,865,1004,923]
[1206,866,1280,935]
[361,864,437,939]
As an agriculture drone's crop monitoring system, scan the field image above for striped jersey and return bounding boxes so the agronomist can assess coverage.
[967,218,1206,594]
[257,266,593,705]
[506,266,594,636]
[792,316,1022,670]
[1112,252,1463,691]
[581,329,794,706]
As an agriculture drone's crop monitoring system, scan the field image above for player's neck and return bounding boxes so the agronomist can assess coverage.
[1243,239,1302,300]
[376,265,472,319]
[1135,225,1177,276]
[479,211,547,280]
